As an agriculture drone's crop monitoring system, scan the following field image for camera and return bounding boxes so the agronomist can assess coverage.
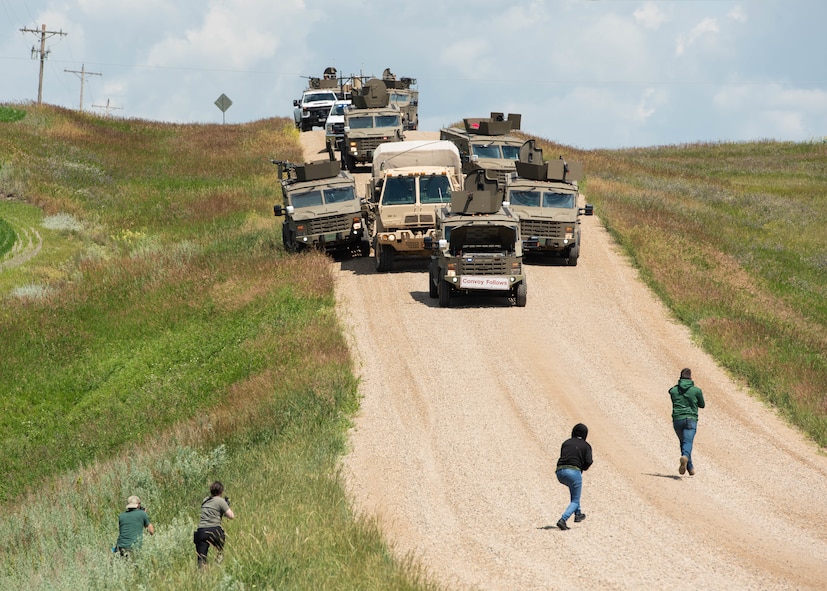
[224,496,230,506]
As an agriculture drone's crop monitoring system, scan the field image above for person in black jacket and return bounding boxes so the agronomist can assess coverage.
[555,423,593,530]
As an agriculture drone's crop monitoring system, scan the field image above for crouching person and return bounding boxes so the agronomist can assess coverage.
[194,481,235,568]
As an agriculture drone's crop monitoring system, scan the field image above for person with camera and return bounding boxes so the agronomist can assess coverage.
[115,495,154,557]
[194,481,235,567]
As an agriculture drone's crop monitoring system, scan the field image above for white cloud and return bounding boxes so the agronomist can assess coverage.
[728,5,748,23]
[676,17,720,56]
[634,2,668,30]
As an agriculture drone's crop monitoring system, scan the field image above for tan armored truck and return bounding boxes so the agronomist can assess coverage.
[364,140,463,272]
[272,159,370,257]
[426,169,527,307]
[505,140,593,266]
[439,112,523,185]
[382,68,419,131]
[339,78,405,172]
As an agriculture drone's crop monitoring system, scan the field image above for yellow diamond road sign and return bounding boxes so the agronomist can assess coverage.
[214,93,232,112]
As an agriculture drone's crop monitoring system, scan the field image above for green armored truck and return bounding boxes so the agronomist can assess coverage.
[339,78,405,172]
[364,140,464,272]
[506,140,593,266]
[439,112,523,186]
[427,169,527,307]
[273,159,370,257]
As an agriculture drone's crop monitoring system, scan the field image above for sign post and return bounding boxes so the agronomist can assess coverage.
[214,93,232,124]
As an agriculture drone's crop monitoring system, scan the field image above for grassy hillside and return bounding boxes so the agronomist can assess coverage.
[538,137,827,445]
[0,104,444,590]
[1,102,825,589]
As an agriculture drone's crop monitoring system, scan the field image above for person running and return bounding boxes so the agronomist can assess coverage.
[115,495,154,556]
[194,481,235,567]
[555,423,593,530]
[669,367,706,475]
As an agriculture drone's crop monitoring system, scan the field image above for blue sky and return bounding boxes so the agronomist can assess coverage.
[2,0,825,149]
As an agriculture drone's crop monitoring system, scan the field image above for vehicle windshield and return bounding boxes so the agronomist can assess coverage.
[419,175,453,204]
[381,176,416,205]
[501,145,521,159]
[375,114,401,128]
[543,192,576,208]
[471,143,502,159]
[291,190,324,208]
[509,190,541,207]
[389,92,409,106]
[348,116,374,129]
[330,104,348,116]
[306,92,336,102]
[324,185,357,204]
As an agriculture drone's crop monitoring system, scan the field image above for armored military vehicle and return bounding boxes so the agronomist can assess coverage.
[364,140,463,272]
[339,78,404,172]
[382,68,419,131]
[506,140,593,266]
[427,169,526,307]
[272,159,370,257]
[439,112,524,186]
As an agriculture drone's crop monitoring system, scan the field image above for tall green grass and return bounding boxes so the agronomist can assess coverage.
[0,104,446,590]
[537,138,827,445]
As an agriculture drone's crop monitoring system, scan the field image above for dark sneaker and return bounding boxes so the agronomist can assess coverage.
[687,466,696,476]
[679,456,688,475]
[556,518,570,530]
[574,513,587,523]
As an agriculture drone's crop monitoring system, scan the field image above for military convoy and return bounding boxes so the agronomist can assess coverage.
[364,140,463,272]
[427,169,526,307]
[506,140,593,266]
[339,78,405,172]
[439,113,524,185]
[272,159,370,257]
[280,83,596,305]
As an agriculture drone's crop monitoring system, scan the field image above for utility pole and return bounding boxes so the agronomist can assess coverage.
[20,24,67,105]
[92,98,123,118]
[65,64,102,112]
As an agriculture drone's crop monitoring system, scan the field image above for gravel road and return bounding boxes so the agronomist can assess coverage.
[299,130,827,591]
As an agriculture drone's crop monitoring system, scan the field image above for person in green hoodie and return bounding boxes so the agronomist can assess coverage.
[669,368,705,475]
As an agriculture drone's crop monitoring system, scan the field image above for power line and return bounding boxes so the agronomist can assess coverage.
[92,98,123,117]
[64,64,102,112]
[19,24,68,105]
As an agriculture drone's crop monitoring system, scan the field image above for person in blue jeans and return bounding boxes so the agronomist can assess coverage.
[555,423,593,530]
[669,368,706,476]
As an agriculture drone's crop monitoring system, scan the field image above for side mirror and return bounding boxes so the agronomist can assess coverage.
[274,205,284,217]
[424,236,433,249]
[293,99,299,107]
[581,204,594,216]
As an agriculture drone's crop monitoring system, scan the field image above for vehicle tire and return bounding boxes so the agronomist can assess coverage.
[438,278,451,308]
[375,244,394,273]
[428,262,439,298]
[343,153,356,173]
[359,239,371,258]
[282,223,297,253]
[566,244,579,267]
[301,121,311,132]
[515,282,527,307]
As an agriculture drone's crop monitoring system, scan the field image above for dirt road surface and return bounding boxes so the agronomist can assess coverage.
[299,130,827,590]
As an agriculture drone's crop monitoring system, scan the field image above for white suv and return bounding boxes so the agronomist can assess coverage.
[293,90,338,132]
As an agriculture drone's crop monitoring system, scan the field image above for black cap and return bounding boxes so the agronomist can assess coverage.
[572,423,588,440]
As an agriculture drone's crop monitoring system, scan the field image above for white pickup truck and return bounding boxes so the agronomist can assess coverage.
[293,90,338,132]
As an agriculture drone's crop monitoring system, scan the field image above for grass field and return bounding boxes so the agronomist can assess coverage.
[0,104,446,590]
[1,102,825,589]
